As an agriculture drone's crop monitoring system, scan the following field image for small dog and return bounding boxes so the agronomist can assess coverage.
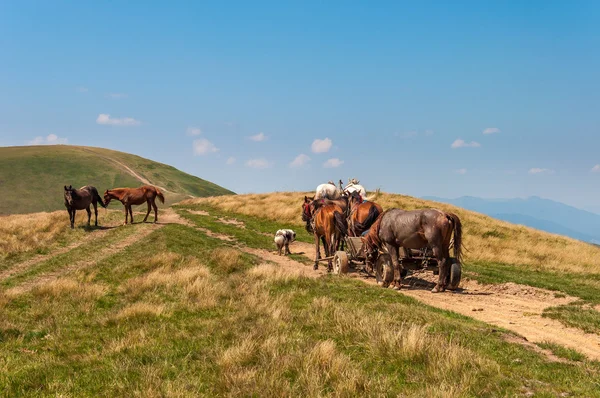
[274,229,296,256]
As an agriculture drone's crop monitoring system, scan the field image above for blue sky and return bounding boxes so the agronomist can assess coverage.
[1,1,599,212]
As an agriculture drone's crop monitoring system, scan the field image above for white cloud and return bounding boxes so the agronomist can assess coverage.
[529,168,553,175]
[249,132,267,142]
[455,168,467,175]
[27,134,68,145]
[226,157,236,165]
[96,113,141,126]
[451,139,481,149]
[323,158,344,168]
[290,154,310,168]
[311,138,332,153]
[483,127,501,134]
[187,127,202,136]
[76,86,88,93]
[193,138,219,155]
[107,93,127,99]
[591,165,600,173]
[246,158,271,169]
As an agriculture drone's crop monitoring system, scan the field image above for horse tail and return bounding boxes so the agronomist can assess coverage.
[333,211,348,237]
[446,213,463,262]
[92,187,106,208]
[156,188,165,204]
[353,204,380,234]
[361,210,386,252]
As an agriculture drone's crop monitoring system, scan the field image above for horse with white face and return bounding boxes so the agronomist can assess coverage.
[315,181,342,200]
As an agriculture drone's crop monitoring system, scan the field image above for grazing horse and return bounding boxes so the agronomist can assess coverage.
[64,185,106,229]
[315,181,343,200]
[362,208,462,293]
[347,191,383,237]
[343,178,367,201]
[103,185,165,225]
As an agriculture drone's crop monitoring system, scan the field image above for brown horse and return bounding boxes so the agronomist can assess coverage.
[347,191,383,237]
[302,197,347,271]
[64,185,106,229]
[362,208,462,293]
[103,185,165,224]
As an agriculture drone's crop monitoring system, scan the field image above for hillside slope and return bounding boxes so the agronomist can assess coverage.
[0,145,234,214]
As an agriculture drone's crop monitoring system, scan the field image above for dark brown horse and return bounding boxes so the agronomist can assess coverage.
[64,185,106,229]
[347,191,383,237]
[302,197,347,271]
[362,208,462,293]
[103,185,165,224]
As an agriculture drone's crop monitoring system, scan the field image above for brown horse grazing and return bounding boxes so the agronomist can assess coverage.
[64,185,106,229]
[103,185,165,224]
[347,191,383,237]
[362,208,462,293]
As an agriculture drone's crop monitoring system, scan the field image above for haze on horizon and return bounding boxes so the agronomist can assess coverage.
[1,1,599,213]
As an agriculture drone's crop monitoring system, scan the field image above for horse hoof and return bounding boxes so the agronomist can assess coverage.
[431,286,441,293]
[313,264,318,270]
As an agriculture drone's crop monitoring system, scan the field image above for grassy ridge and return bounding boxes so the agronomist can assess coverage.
[0,145,234,214]
[2,218,599,396]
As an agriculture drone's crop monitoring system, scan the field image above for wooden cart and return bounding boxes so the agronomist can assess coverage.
[329,236,462,290]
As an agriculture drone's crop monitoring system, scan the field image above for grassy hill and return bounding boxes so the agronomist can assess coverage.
[0,145,234,214]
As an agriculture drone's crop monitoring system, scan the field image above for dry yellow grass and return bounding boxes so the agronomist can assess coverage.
[121,253,226,309]
[0,211,69,257]
[183,192,600,273]
[30,278,107,300]
[113,302,167,321]
[210,247,245,274]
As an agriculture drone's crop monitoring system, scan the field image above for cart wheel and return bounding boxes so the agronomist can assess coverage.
[375,254,394,285]
[447,261,462,290]
[333,251,349,275]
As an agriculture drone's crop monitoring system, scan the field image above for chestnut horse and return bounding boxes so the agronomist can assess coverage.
[103,185,165,224]
[302,197,347,271]
[64,185,106,229]
[347,191,383,237]
[362,208,462,293]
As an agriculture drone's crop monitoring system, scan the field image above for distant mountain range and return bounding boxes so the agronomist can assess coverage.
[422,195,600,244]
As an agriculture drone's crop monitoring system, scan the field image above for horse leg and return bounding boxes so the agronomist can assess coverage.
[324,235,332,272]
[386,242,402,290]
[86,206,92,226]
[313,234,321,270]
[129,206,134,224]
[93,202,98,226]
[432,246,449,293]
[68,209,74,229]
[152,200,158,223]
[143,200,151,222]
[124,206,129,225]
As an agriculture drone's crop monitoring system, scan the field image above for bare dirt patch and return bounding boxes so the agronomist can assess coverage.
[187,210,211,216]
[217,217,246,228]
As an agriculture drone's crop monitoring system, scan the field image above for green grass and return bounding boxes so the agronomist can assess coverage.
[0,145,234,214]
[537,341,587,362]
[1,222,599,396]
[543,304,600,335]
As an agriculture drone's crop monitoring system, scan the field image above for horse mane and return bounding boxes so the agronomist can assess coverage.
[361,210,388,252]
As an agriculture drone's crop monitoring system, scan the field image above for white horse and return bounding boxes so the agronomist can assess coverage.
[315,181,342,200]
[344,178,367,200]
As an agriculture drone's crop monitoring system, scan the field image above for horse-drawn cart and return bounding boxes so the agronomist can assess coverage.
[329,236,462,290]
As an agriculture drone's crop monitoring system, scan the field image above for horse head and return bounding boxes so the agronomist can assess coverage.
[348,191,363,208]
[103,190,113,206]
[64,185,75,206]
[302,196,313,222]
